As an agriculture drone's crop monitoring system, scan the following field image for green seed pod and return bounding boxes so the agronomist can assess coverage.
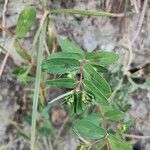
[74,92,83,115]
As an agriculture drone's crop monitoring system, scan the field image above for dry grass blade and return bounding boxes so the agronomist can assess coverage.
[2,0,8,37]
[0,37,15,78]
[124,134,150,139]
[131,0,148,44]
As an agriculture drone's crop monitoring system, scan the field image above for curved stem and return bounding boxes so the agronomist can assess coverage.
[48,90,74,104]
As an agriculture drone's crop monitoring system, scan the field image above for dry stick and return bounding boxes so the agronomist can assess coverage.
[0,25,31,63]
[126,37,134,71]
[0,24,13,37]
[2,0,8,37]
[124,134,150,139]
[57,116,69,136]
[44,40,50,55]
[132,0,139,13]
[131,0,148,44]
[129,113,150,127]
[0,37,15,78]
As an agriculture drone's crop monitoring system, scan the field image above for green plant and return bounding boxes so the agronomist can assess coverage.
[0,2,135,150]
[41,37,132,150]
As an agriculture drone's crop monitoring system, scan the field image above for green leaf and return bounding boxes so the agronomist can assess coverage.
[45,78,78,89]
[108,134,132,150]
[84,64,111,97]
[83,113,101,126]
[89,63,108,73]
[86,51,119,66]
[74,119,106,140]
[42,58,80,74]
[22,114,32,125]
[57,36,84,55]
[52,9,121,17]
[12,67,26,75]
[16,6,36,38]
[83,79,110,106]
[37,127,51,137]
[104,109,125,121]
[14,41,31,62]
[49,52,83,61]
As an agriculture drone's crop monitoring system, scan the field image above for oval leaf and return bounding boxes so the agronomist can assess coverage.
[84,64,111,97]
[47,52,83,61]
[57,36,84,55]
[42,58,80,74]
[74,119,106,140]
[108,134,132,150]
[86,51,119,66]
[104,109,125,121]
[45,78,78,89]
[16,7,36,38]
[83,79,110,106]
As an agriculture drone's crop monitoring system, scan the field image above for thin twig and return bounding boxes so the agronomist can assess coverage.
[57,116,69,136]
[48,90,74,104]
[2,0,8,37]
[110,78,124,100]
[129,113,150,127]
[74,131,91,146]
[131,0,148,44]
[0,24,13,37]
[124,134,150,139]
[132,0,139,13]
[0,37,15,78]
[44,40,50,55]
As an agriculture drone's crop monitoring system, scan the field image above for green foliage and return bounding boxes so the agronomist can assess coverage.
[108,134,132,150]
[86,51,119,66]
[83,64,111,97]
[104,109,125,121]
[74,119,106,140]
[57,36,84,55]
[12,5,134,150]
[16,6,36,38]
[41,37,132,149]
[45,78,78,89]
[42,56,80,74]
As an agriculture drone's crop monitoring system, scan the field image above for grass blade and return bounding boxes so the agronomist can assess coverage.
[30,22,46,150]
[52,9,124,17]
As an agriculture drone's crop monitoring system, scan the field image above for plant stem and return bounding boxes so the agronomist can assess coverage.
[124,134,150,139]
[48,90,74,104]
[30,22,46,150]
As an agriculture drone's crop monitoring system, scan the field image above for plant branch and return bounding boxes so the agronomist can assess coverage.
[48,90,74,104]
[124,134,150,139]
